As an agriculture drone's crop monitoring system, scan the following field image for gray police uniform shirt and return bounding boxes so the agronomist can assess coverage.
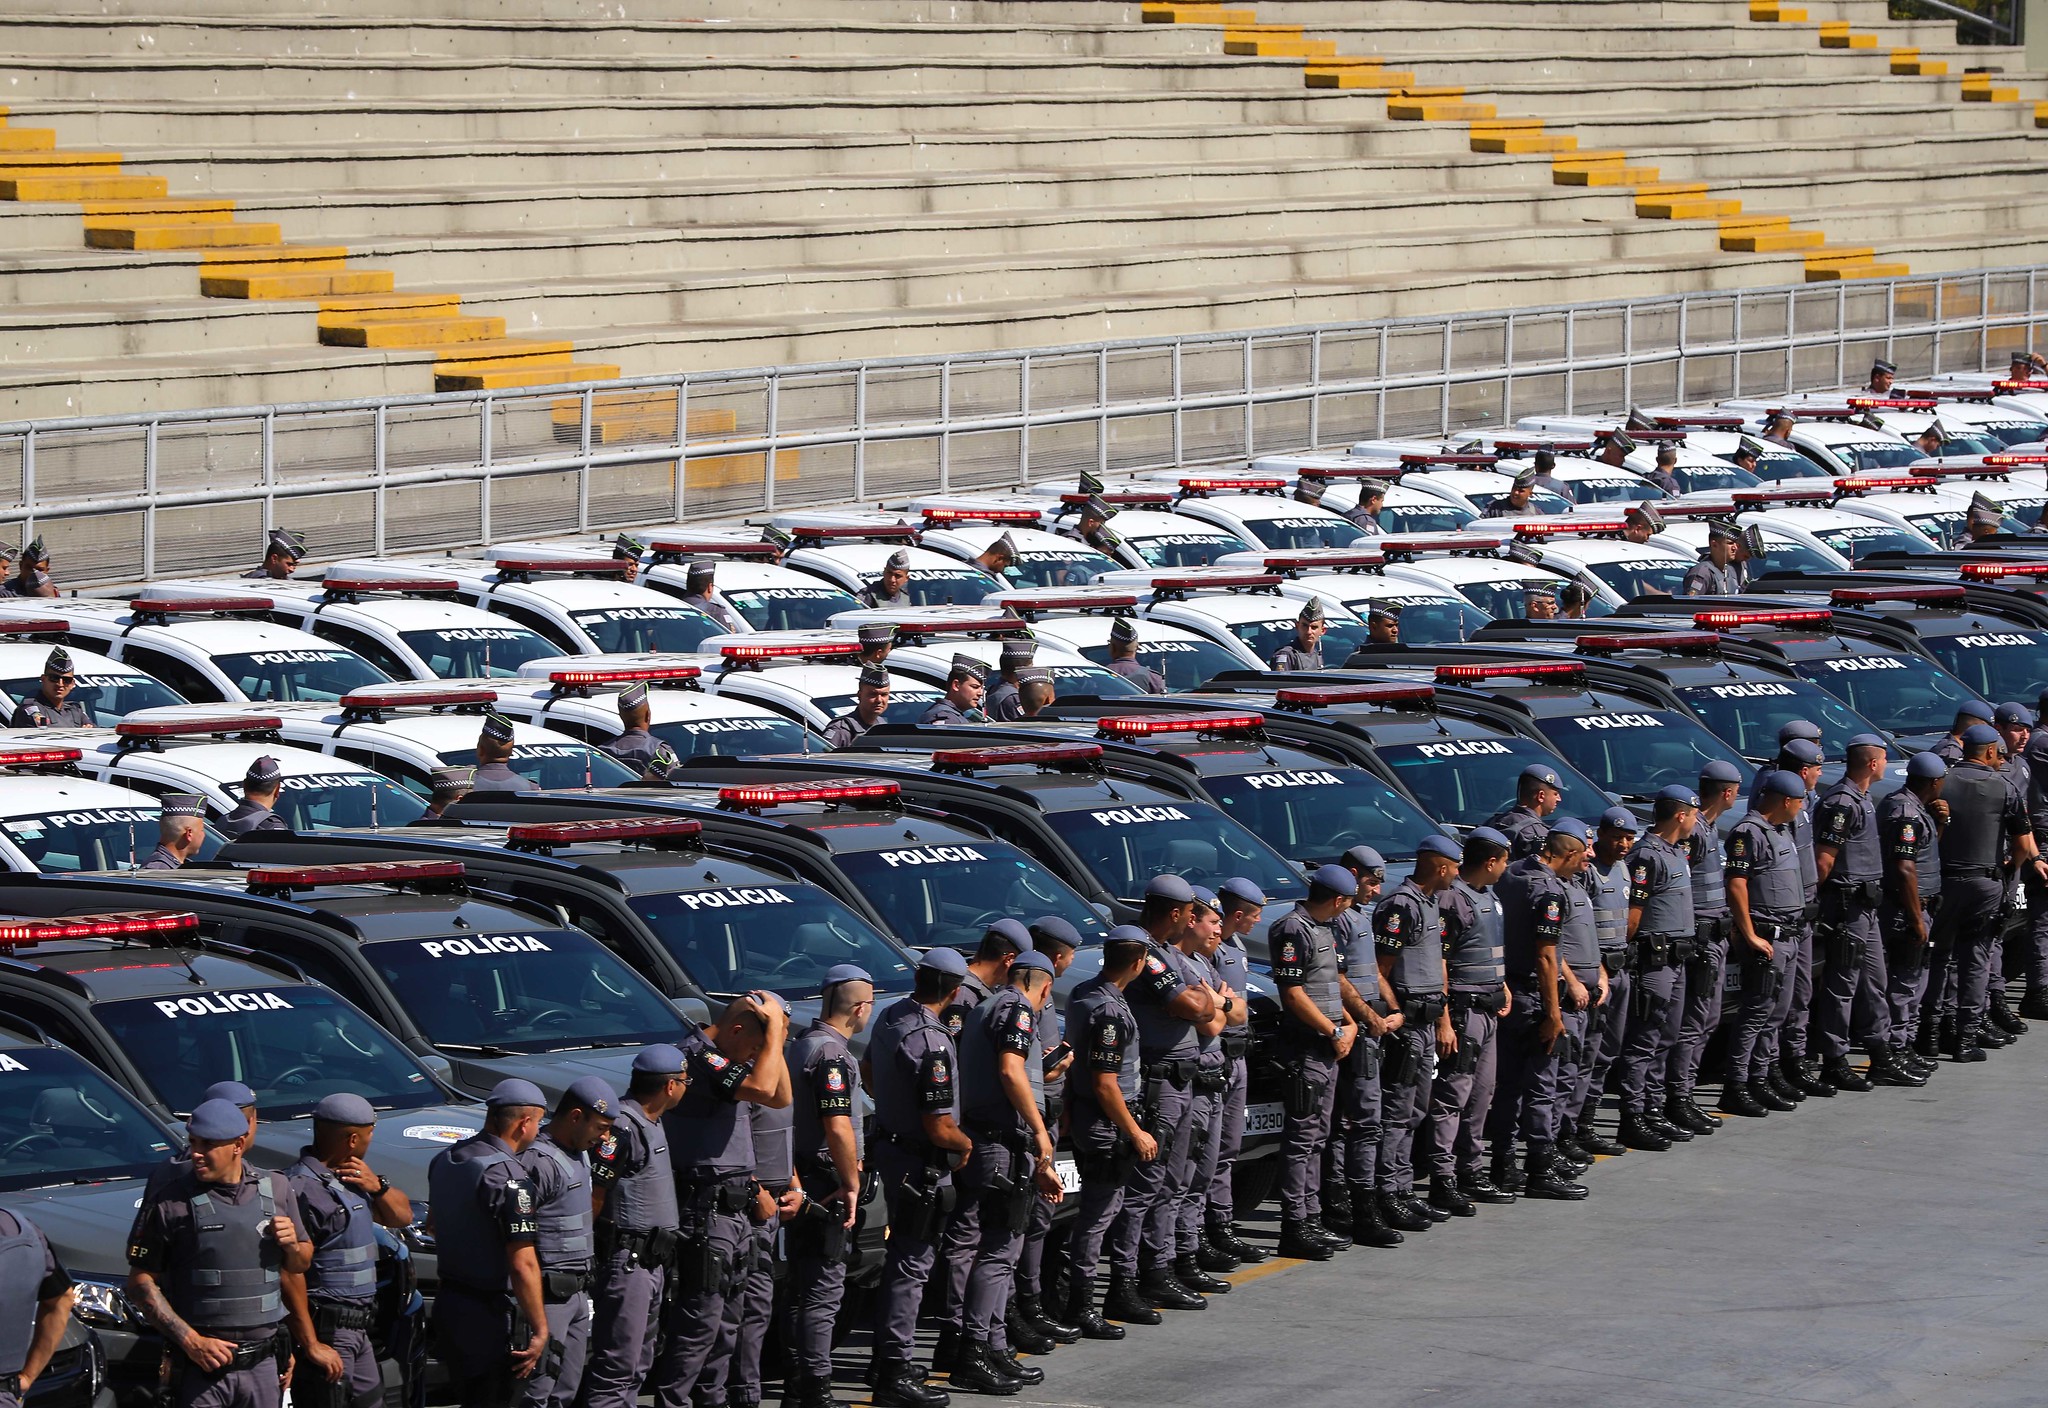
[1930,734,1964,767]
[520,1132,595,1275]
[2023,725,2048,841]
[1268,904,1344,1028]
[869,996,959,1147]
[1939,759,2027,876]
[1128,941,1200,1059]
[1106,657,1167,694]
[1814,778,1883,905]
[1628,833,1694,940]
[1268,639,1324,672]
[1496,854,1569,982]
[1481,804,1551,861]
[1587,858,1629,960]
[789,1019,864,1180]
[1725,814,1804,920]
[467,761,528,793]
[1443,877,1506,993]
[601,726,661,774]
[6,693,87,728]
[140,843,183,871]
[1212,937,1253,1033]
[0,1209,71,1379]
[588,1099,677,1234]
[128,1164,307,1333]
[919,698,985,726]
[942,969,994,1043]
[1344,507,1385,535]
[426,1132,539,1296]
[217,801,290,838]
[1878,788,1941,907]
[820,712,871,749]
[856,584,911,609]
[1480,498,1530,519]
[1689,812,1729,919]
[1063,974,1139,1139]
[958,985,1043,1133]
[693,596,743,633]
[984,681,1025,722]
[1556,867,1602,983]
[1373,877,1445,998]
[1679,557,1741,596]
[665,1025,757,1175]
[282,1151,377,1306]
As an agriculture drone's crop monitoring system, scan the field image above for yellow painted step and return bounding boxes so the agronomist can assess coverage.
[1307,55,1394,68]
[200,244,349,268]
[430,339,576,371]
[1553,150,1629,167]
[316,294,464,322]
[84,220,283,250]
[1634,181,1709,196]
[437,362,621,392]
[1892,49,1949,75]
[2036,100,2048,126]
[82,198,235,217]
[1141,4,1258,22]
[1750,3,1809,19]
[1819,22,1878,47]
[1721,214,1793,234]
[1221,23,1302,36]
[1226,36,1337,55]
[0,174,167,201]
[322,315,506,349]
[1962,79,2020,102]
[1806,261,1911,281]
[1395,86,1466,98]
[0,150,124,172]
[1306,67,1417,88]
[1390,99,1495,120]
[1473,131,1577,152]
[1723,227,1827,251]
[201,268,396,298]
[0,129,56,152]
[1638,195,1744,218]
[1554,163,1660,185]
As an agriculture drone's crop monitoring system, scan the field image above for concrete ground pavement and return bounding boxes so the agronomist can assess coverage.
[900,1039,2048,1408]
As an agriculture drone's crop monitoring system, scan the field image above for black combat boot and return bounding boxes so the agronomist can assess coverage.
[1913,1019,1942,1065]
[1100,1275,1160,1326]
[1489,1145,1525,1194]
[2018,987,2048,1021]
[1552,1125,1594,1173]
[944,1341,1019,1397]
[1866,1044,1927,1088]
[1617,1107,1671,1151]
[1207,1215,1264,1265]
[1317,1182,1354,1239]
[1173,1253,1229,1295]
[1666,1095,1718,1135]
[1822,1056,1873,1092]
[1001,1303,1056,1357]
[1643,1108,1694,1143]
[1521,1142,1588,1201]
[1376,1190,1431,1232]
[1977,1018,2014,1049]
[1064,1281,1124,1341]
[1899,1039,1938,1078]
[1458,1167,1516,1204]
[1017,1292,1077,1345]
[799,1371,849,1408]
[931,1330,964,1375]
[1752,1076,1798,1112]
[1137,1264,1204,1311]
[1939,1015,1960,1059]
[984,1344,1042,1388]
[1717,1080,1768,1117]
[1276,1218,1336,1261]
[1767,1065,1807,1103]
[1988,989,2027,1035]
[871,1360,950,1408]
[1427,1174,1476,1218]
[1350,1183,1405,1243]
[1952,1022,1988,1062]
[1573,1117,1627,1157]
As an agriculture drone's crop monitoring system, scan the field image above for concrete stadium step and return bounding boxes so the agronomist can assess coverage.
[0,297,318,362]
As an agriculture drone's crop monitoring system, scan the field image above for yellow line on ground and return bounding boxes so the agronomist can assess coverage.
[1224,1255,1306,1286]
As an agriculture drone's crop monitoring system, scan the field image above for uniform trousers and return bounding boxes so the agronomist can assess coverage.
[1421,1000,1498,1180]
[516,1291,589,1408]
[1811,904,1888,1059]
[1881,900,1935,1040]
[1205,1056,1250,1223]
[869,1142,950,1366]
[1728,925,1797,1083]
[1376,1024,1434,1195]
[1669,924,1727,1099]
[579,1248,665,1408]
[1616,960,1684,1115]
[1177,1076,1225,1256]
[1108,1074,1193,1275]
[1930,874,2006,1029]
[649,1199,749,1408]
[1275,1046,1338,1222]
[1572,964,1630,1119]
[1486,980,1583,1148]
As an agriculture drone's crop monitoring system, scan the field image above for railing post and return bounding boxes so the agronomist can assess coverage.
[938,359,952,494]
[1015,355,1030,487]
[763,375,781,514]
[372,402,388,556]
[854,366,870,501]
[141,418,158,580]
[1096,346,1110,479]
[1307,328,1323,450]
[1242,334,1257,458]
[672,378,690,523]
[1170,341,1184,469]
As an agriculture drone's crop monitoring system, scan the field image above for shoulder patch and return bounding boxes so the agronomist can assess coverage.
[1383,910,1403,933]
[597,1133,617,1160]
[703,1051,729,1070]
[1145,955,1166,974]
[1898,821,1918,844]
[1016,1009,1034,1033]
[1542,897,1561,922]
[824,1067,846,1092]
[1631,862,1651,884]
[1275,939,1298,963]
[1730,834,1749,857]
[514,1184,534,1214]
[930,1057,950,1084]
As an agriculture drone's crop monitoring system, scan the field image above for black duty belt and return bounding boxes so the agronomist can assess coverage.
[1447,988,1498,1013]
[1141,1057,1197,1085]
[1944,864,2003,878]
[311,1301,376,1332]
[877,1129,945,1164]
[1395,991,1445,1023]
[1221,1033,1251,1060]
[1601,946,1632,972]
[678,1170,757,1214]
[542,1270,590,1303]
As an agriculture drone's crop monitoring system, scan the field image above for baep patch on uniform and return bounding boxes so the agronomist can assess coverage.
[1543,898,1562,922]
[403,1124,479,1144]
[824,1068,846,1092]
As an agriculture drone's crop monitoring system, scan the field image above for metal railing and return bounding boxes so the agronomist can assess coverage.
[1891,0,2022,45]
[3,265,2043,586]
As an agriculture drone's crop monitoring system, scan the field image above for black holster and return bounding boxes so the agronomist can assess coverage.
[1279,1059,1316,1119]
[1341,1035,1381,1080]
[788,1195,851,1263]
[1743,950,1782,1002]
[1380,1032,1417,1088]
[1077,1140,1132,1184]
[669,1231,730,1299]
[888,1165,957,1244]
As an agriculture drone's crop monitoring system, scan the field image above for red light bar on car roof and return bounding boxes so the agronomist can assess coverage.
[1433,661,1588,684]
[1399,452,1499,467]
[646,539,782,560]
[1901,386,1995,402]
[1959,561,2048,580]
[719,639,865,661]
[505,817,704,847]
[717,779,902,809]
[493,559,634,577]
[114,715,282,739]
[783,524,919,542]
[0,619,64,635]
[1693,609,1834,628]
[1654,501,1738,519]
[1097,712,1264,737]
[244,861,466,893]
[548,665,702,688]
[1177,477,1287,496]
[1511,519,1626,538]
[1994,379,2048,393]
[1732,487,1836,506]
[1654,414,1745,429]
[0,910,198,947]
[1783,405,1856,419]
[320,577,461,596]
[1057,491,1175,507]
[993,592,1139,614]
[918,507,1044,524]
[0,746,83,767]
[1847,396,1940,411]
[1256,551,1385,573]
[1576,632,1724,656]
[340,687,497,711]
[1830,585,1968,606]
[1489,438,1596,454]
[1378,534,1506,556]
[1146,573,1282,593]
[129,596,274,616]
[1834,476,1939,494]
[931,742,1105,771]
[1984,453,2048,466]
[1602,426,1689,442]
[1291,463,1404,480]
[1273,683,1435,709]
[885,617,1032,640]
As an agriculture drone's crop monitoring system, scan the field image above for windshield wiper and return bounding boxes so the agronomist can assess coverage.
[437,1042,520,1058]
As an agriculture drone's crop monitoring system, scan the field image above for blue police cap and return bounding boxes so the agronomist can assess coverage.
[1218,877,1267,908]
[1656,784,1700,809]
[187,1099,249,1142]
[1955,699,1994,723]
[1548,816,1590,842]
[203,1080,256,1109]
[1011,950,1056,976]
[1343,845,1387,873]
[983,918,1033,954]
[1776,738,1822,768]
[1310,863,1358,897]
[1105,924,1151,945]
[1189,886,1220,914]
[633,1043,687,1075]
[822,963,873,989]
[1599,807,1637,831]
[313,1093,376,1126]
[1845,733,1888,751]
[1028,917,1083,951]
[1144,874,1196,904]
[1520,764,1563,789]
[1467,826,1512,856]
[486,1078,548,1110]
[1417,835,1462,862]
[918,946,970,978]
[1700,759,1744,785]
[1760,769,1808,799]
[560,1077,616,1117]
[1907,751,1948,780]
[1962,723,2002,748]
[1777,719,1822,744]
[1996,701,2035,728]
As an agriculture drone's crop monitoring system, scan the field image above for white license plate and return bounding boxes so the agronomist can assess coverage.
[1055,1157,1080,1193]
[1244,1101,1285,1137]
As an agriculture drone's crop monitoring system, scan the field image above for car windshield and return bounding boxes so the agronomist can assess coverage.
[1377,500,1477,534]
[1674,680,1886,760]
[828,840,1110,953]
[1826,441,1923,473]
[1810,522,1934,560]
[628,887,916,999]
[1041,664,1143,697]
[1977,420,2048,447]
[434,743,637,791]
[1582,558,1690,599]
[1452,578,1616,620]
[0,671,186,726]
[1076,637,1245,691]
[1533,709,1751,799]
[1041,799,1307,904]
[1749,534,1845,575]
[95,986,444,1119]
[1792,650,1982,734]
[1463,488,1573,515]
[813,689,944,724]
[0,1044,177,1192]
[1565,477,1662,504]
[1331,594,1488,645]
[1901,509,1975,549]
[1921,629,2048,704]
[652,714,817,761]
[215,647,391,703]
[721,586,863,632]
[1232,618,1370,666]
[902,571,1003,607]
[1003,548,1121,590]
[1376,735,1612,827]
[398,626,559,679]
[1130,530,1254,569]
[1924,430,2007,456]
[1203,767,1444,867]
[1747,450,1831,480]
[254,771,428,829]
[0,806,224,872]
[365,928,682,1054]
[1246,516,1367,550]
[1672,463,1759,493]
[569,607,721,655]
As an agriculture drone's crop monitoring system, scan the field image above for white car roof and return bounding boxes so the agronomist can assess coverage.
[1026,614,1215,651]
[1382,554,1569,589]
[1174,494,1360,531]
[1145,591,1363,629]
[0,640,143,679]
[706,665,941,727]
[1087,510,1247,544]
[1515,535,1695,567]
[783,542,988,576]
[918,524,1098,560]
[487,678,789,730]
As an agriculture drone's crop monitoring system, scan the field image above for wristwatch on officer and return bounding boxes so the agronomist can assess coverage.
[1222,995,1234,1015]
[372,1175,391,1197]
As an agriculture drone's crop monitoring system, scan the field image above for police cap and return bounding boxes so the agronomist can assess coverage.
[1417,834,1462,862]
[313,1092,376,1126]
[1011,950,1056,976]
[633,1043,688,1075]
[948,653,986,681]
[1144,874,1196,904]
[857,664,891,690]
[1846,732,1888,752]
[1000,639,1035,666]
[1907,751,1948,781]
[1962,723,2002,749]
[1342,844,1386,874]
[1028,917,1083,951]
[1777,719,1822,744]
[480,712,517,745]
[187,1099,249,1142]
[1189,886,1220,915]
[1219,876,1267,908]
[1548,816,1590,842]
[486,1078,548,1110]
[559,1077,615,1118]
[1995,701,2034,728]
[160,793,205,819]
[1760,769,1808,799]
[1521,763,1563,790]
[917,946,969,979]
[1599,807,1638,832]
[1297,597,1324,625]
[1110,617,1140,646]
[1955,699,1994,724]
[1700,758,1745,785]
[1310,863,1358,897]
[885,548,912,572]
[1656,784,1701,809]
[618,681,650,711]
[1466,826,1512,857]
[244,755,283,787]
[822,963,873,990]
[1777,738,1822,768]
[983,917,1032,954]
[204,1080,257,1109]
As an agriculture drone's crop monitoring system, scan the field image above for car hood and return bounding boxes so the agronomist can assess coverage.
[436,1047,645,1104]
[250,1104,483,1198]
[2,1175,153,1277]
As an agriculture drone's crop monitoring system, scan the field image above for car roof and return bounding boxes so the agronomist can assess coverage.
[0,640,139,677]
[1146,591,1361,627]
[1084,510,1243,540]
[1026,614,1215,649]
[0,774,163,822]
[786,543,982,574]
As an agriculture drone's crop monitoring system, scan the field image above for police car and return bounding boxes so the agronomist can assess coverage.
[1757,581,2048,704]
[1099,573,1363,669]
[1020,488,1256,570]
[1210,550,1492,645]
[328,555,723,656]
[1824,476,2032,548]
[1711,486,1936,564]
[903,506,1123,590]
[1239,458,1480,533]
[1734,408,1923,477]
[1400,467,1574,518]
[1373,535,1600,620]
[2,596,394,705]
[764,520,1001,606]
[491,659,822,760]
[876,632,1142,700]
[1144,476,1375,551]
[0,624,188,726]
[689,635,943,730]
[1848,394,2048,453]
[0,745,224,873]
[1527,458,1667,506]
[1022,611,1249,691]
[1918,372,2048,421]
[1496,518,1702,602]
[1652,515,1850,576]
[0,898,483,1278]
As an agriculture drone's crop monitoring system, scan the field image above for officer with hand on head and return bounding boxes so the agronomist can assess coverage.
[985,640,1036,722]
[246,529,306,581]
[8,646,88,728]
[1484,764,1565,861]
[515,1079,614,1408]
[824,666,891,749]
[282,1093,413,1408]
[785,969,871,1408]
[1268,865,1358,1261]
[129,1098,311,1408]
[581,1047,688,1408]
[1883,753,1948,1075]
[1269,599,1327,672]
[1104,618,1166,694]
[0,1206,75,1408]
[858,550,914,610]
[920,656,988,726]
[220,756,292,838]
[1422,829,1513,1209]
[142,794,208,870]
[1720,772,1810,1118]
[600,683,661,774]
[1615,789,1699,1151]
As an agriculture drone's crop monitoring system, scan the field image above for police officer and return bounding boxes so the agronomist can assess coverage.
[984,640,1035,722]
[785,968,870,1408]
[515,1079,613,1408]
[141,794,207,870]
[2016,692,2048,1020]
[867,948,970,1407]
[1766,737,1829,1104]
[1013,921,1082,1349]
[1668,761,1741,1133]
[649,995,789,1408]
[1331,848,1399,1242]
[1966,493,2003,542]
[1623,504,1664,545]
[282,1093,412,1408]
[1642,445,1682,495]
[1268,599,1326,672]
[1680,520,1743,595]
[7,647,87,728]
[1930,700,1994,767]
[1293,473,1328,508]
[1481,470,1537,518]
[1059,928,1156,1337]
[1866,358,1898,394]
[1545,818,1607,1178]
[1483,763,1564,861]
[1104,617,1166,694]
[1172,890,1233,1293]
[974,533,1021,587]
[1344,482,1387,535]
[1927,724,2037,1062]
[681,562,744,632]
[244,528,306,579]
[1594,432,1636,472]
[1557,583,1591,620]
[1017,670,1056,719]
[1991,700,2033,1040]
[470,712,527,792]
[599,683,661,774]
[0,1204,72,1408]
[1056,496,1120,555]
[857,549,914,609]
[947,920,1027,1039]
[1204,880,1266,1264]
[1811,735,1905,1090]
[3,540,54,599]
[1615,788,1698,1150]
[1883,753,1948,1075]
[1522,583,1557,621]
[1730,438,1764,476]
[427,1081,548,1406]
[612,533,647,584]
[1720,772,1810,1117]
[129,1098,310,1408]
[823,666,891,749]
[1268,865,1358,1260]
[421,766,474,821]
[1485,822,1592,1200]
[718,1073,793,1408]
[1374,835,1459,1224]
[920,655,988,726]
[220,756,292,838]
[1421,829,1513,1211]
[952,949,1063,1393]
[582,1047,687,1408]
[858,623,895,667]
[1569,810,1639,1160]
[1365,605,1400,644]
